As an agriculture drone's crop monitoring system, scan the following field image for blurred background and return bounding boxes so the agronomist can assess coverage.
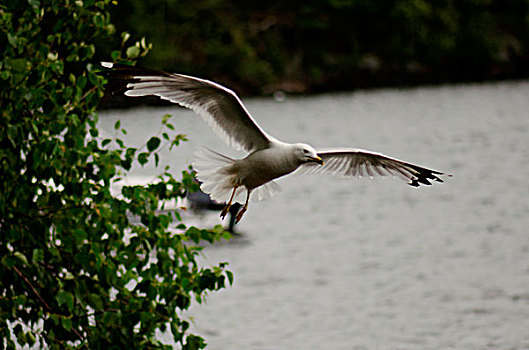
[99,1,529,349]
[102,0,529,95]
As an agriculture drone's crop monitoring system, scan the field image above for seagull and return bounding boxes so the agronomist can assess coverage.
[102,62,451,223]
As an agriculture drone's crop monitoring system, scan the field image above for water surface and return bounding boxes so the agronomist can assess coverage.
[100,80,529,350]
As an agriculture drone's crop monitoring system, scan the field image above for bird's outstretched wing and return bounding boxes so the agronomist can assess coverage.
[101,62,272,153]
[298,149,450,187]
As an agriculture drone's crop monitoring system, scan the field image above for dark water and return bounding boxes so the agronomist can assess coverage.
[100,80,529,350]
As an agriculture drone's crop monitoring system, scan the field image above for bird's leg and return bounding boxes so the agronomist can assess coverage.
[220,185,238,220]
[235,190,251,224]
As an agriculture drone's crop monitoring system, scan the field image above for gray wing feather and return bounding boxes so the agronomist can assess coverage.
[299,148,450,187]
[102,63,272,152]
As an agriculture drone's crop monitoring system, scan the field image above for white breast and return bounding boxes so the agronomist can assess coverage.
[239,144,300,190]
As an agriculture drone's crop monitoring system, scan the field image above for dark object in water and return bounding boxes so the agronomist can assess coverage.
[187,189,242,233]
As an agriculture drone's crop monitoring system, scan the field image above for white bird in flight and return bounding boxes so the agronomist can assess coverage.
[102,62,451,223]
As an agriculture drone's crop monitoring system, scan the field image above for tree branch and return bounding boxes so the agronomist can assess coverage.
[13,265,87,344]
[13,265,52,312]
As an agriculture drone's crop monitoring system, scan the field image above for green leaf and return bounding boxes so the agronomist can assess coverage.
[9,58,28,72]
[162,114,172,123]
[116,138,125,148]
[171,322,183,343]
[61,317,72,331]
[78,75,87,89]
[26,331,36,347]
[138,152,149,166]
[121,32,131,44]
[32,249,44,265]
[1,70,10,80]
[111,50,121,61]
[184,334,206,349]
[15,324,26,345]
[121,159,132,170]
[226,270,234,285]
[147,136,161,152]
[7,33,18,47]
[56,291,74,312]
[126,45,140,59]
[89,293,104,310]
[74,229,87,245]
[13,252,29,265]
[88,70,100,85]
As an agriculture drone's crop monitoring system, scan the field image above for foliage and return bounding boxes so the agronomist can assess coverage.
[0,0,231,349]
[106,0,529,94]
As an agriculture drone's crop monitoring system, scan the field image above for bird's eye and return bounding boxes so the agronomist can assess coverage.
[303,149,310,154]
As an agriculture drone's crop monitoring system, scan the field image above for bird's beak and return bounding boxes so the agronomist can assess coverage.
[311,156,324,165]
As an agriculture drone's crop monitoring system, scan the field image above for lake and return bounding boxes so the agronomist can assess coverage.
[99,80,529,350]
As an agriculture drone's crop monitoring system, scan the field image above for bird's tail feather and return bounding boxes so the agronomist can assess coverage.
[193,148,243,203]
[193,147,281,204]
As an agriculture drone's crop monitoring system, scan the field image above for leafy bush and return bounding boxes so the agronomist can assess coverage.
[0,1,231,348]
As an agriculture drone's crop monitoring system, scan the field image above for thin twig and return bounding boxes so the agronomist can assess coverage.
[13,265,52,312]
[13,266,86,344]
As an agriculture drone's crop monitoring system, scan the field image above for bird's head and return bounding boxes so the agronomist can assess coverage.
[293,143,324,165]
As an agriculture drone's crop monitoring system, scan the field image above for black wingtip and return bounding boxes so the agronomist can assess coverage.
[98,62,171,106]
[99,62,158,96]
[408,169,452,187]
[99,62,172,77]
